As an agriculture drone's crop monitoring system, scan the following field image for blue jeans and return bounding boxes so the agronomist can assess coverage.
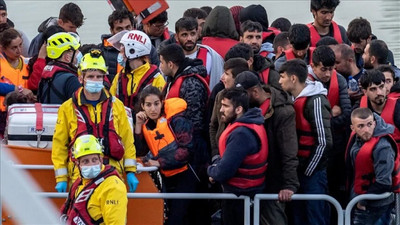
[292,169,330,225]
[352,203,393,225]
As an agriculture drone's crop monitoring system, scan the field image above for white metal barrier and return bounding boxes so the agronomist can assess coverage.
[344,192,394,225]
[253,194,344,225]
[13,163,159,172]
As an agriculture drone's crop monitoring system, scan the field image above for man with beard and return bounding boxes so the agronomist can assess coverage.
[162,17,224,90]
[346,108,399,225]
[208,87,268,225]
[307,0,350,47]
[240,20,273,59]
[234,71,298,225]
[362,39,388,70]
[356,69,400,150]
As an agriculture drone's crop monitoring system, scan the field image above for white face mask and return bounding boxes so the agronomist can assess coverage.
[85,80,104,93]
[80,164,101,179]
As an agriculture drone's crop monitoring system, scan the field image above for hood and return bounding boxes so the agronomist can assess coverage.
[259,42,275,57]
[235,107,264,125]
[390,80,400,93]
[239,4,269,31]
[202,6,239,40]
[37,17,58,33]
[373,113,395,137]
[253,54,274,72]
[175,57,207,79]
[296,80,328,99]
[268,85,292,107]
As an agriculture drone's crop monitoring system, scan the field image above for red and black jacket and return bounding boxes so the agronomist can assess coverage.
[284,47,315,65]
[219,122,268,189]
[307,21,343,47]
[61,165,119,225]
[165,73,210,99]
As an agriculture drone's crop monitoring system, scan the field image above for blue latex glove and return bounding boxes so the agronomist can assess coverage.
[55,181,68,192]
[127,173,139,192]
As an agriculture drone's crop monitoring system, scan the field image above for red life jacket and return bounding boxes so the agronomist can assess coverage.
[360,96,400,149]
[294,96,315,158]
[388,92,400,99]
[142,98,188,177]
[117,64,159,110]
[259,98,271,115]
[259,68,270,85]
[284,47,315,65]
[163,28,171,40]
[308,70,339,107]
[62,165,120,225]
[70,89,125,161]
[346,133,400,194]
[201,36,239,59]
[196,47,210,84]
[165,73,210,99]
[219,122,268,189]
[307,21,343,47]
[259,28,281,57]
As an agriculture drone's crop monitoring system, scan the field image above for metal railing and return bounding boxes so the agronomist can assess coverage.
[344,192,394,225]
[38,192,252,225]
[13,164,158,172]
[253,194,344,225]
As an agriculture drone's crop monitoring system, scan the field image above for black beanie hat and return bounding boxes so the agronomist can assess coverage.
[239,4,269,31]
[0,0,6,11]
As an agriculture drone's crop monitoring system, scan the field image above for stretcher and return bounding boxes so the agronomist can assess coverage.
[1,145,164,225]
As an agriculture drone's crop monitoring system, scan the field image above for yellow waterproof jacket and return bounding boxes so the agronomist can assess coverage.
[110,62,166,99]
[73,165,128,225]
[52,88,136,183]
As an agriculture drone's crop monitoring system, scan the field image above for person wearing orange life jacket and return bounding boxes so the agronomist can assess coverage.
[275,24,314,71]
[308,0,351,48]
[357,69,400,150]
[234,71,299,225]
[134,86,196,225]
[208,88,268,225]
[52,50,138,193]
[109,30,165,113]
[60,134,127,225]
[159,43,210,225]
[164,17,224,90]
[279,59,332,225]
[140,11,174,51]
[308,45,351,207]
[37,32,82,104]
[345,108,399,225]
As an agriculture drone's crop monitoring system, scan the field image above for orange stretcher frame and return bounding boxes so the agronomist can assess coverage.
[107,0,169,24]
[1,145,164,225]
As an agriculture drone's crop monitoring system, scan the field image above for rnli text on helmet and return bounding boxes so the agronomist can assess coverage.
[127,33,147,44]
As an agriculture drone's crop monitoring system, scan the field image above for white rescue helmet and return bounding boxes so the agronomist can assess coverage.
[120,30,152,60]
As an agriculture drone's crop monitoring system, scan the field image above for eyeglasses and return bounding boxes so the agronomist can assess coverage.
[151,21,169,29]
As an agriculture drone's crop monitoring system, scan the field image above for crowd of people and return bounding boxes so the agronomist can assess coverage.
[1,0,400,224]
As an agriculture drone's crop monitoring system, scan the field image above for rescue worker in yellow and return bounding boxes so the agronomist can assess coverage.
[110,30,165,112]
[52,49,138,193]
[60,134,128,225]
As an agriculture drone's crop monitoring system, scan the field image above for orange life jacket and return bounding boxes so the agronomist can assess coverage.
[294,96,315,158]
[346,133,400,194]
[0,54,29,110]
[62,165,119,225]
[142,98,188,177]
[219,122,268,189]
[307,21,343,47]
[308,70,339,107]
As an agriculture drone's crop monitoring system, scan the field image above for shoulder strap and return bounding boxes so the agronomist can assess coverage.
[102,97,113,157]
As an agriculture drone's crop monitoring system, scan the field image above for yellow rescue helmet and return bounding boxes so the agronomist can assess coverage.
[79,49,108,76]
[73,135,103,159]
[47,32,80,59]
